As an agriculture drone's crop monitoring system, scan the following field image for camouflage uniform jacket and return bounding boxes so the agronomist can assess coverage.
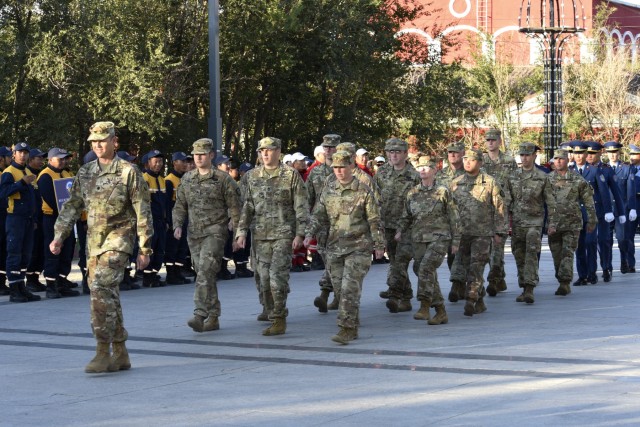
[397,182,461,248]
[373,162,420,229]
[173,168,241,239]
[325,167,382,203]
[237,164,308,240]
[505,168,557,229]
[482,151,517,205]
[306,177,384,255]
[434,166,465,189]
[451,172,507,237]
[54,156,153,257]
[306,163,333,210]
[548,170,597,232]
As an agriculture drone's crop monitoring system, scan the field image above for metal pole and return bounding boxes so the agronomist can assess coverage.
[208,0,222,152]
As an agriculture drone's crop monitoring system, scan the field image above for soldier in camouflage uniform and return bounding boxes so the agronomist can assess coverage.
[434,141,466,301]
[547,149,596,296]
[236,137,308,336]
[374,138,420,313]
[482,129,517,296]
[305,151,385,344]
[450,149,507,317]
[396,156,460,325]
[50,121,153,374]
[307,134,340,313]
[504,142,557,304]
[173,138,241,333]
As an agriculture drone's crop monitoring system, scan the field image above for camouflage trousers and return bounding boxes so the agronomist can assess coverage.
[87,251,129,343]
[455,235,491,288]
[487,237,506,284]
[326,250,371,329]
[316,229,333,292]
[412,240,448,306]
[384,228,413,300]
[548,229,580,284]
[511,226,542,288]
[188,233,225,318]
[254,239,292,319]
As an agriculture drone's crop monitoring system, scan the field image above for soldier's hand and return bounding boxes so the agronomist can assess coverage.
[394,231,401,241]
[604,212,614,223]
[547,226,556,236]
[137,254,150,270]
[630,209,638,222]
[303,237,313,248]
[49,238,63,255]
[236,236,246,249]
[22,174,36,185]
[174,227,182,240]
[232,241,241,252]
[493,235,502,244]
[619,215,627,224]
[374,249,385,259]
[292,236,304,250]
[450,245,459,255]
[228,220,233,232]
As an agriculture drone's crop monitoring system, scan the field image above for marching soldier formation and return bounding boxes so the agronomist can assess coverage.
[2,121,639,373]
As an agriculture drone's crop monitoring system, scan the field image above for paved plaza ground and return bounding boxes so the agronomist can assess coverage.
[2,237,640,426]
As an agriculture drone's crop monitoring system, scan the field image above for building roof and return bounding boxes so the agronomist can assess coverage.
[609,0,640,9]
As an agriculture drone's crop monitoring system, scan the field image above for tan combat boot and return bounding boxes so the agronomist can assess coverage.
[413,300,431,320]
[379,288,391,299]
[464,282,479,317]
[262,317,286,336]
[108,341,131,372]
[327,294,339,310]
[397,300,412,312]
[313,290,331,313]
[475,297,487,314]
[515,288,526,302]
[428,304,448,325]
[85,342,112,373]
[448,281,465,302]
[331,327,358,345]
[187,314,205,332]
[523,285,535,304]
[555,282,571,296]
[203,316,220,331]
[496,279,507,292]
[486,282,498,297]
[257,306,270,321]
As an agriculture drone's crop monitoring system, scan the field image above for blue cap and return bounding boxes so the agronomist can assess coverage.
[83,151,97,164]
[630,144,640,155]
[117,151,136,162]
[570,141,589,153]
[29,148,47,158]
[604,141,623,151]
[48,147,72,159]
[239,162,254,173]
[586,141,603,153]
[559,142,573,152]
[143,149,163,162]
[0,146,11,157]
[172,151,188,161]
[214,154,230,166]
[13,142,30,152]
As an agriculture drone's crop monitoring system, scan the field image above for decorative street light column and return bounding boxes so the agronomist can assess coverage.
[208,0,222,151]
[519,0,585,160]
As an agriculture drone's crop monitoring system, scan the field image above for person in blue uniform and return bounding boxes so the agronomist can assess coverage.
[585,141,626,282]
[141,150,167,287]
[626,144,640,273]
[38,148,80,298]
[604,142,637,274]
[164,151,191,285]
[0,146,13,296]
[25,148,47,293]
[0,142,41,302]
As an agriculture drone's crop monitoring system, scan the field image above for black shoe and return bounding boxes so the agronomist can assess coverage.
[9,283,28,303]
[628,268,636,273]
[57,279,80,297]
[603,269,612,283]
[46,281,62,299]
[26,276,46,292]
[588,276,598,284]
[621,263,629,274]
[17,281,41,301]
[181,266,197,278]
[60,277,79,289]
[235,265,254,278]
[217,267,235,280]
[290,265,304,273]
[119,279,131,291]
[573,278,588,286]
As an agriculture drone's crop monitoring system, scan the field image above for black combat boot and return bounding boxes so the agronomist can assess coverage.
[46,279,62,299]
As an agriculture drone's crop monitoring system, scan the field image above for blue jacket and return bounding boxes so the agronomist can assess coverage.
[0,161,37,217]
[610,162,637,214]
[571,163,620,219]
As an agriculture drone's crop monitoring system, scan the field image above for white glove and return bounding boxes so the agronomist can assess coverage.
[630,209,637,222]
[604,212,614,222]
[619,215,627,224]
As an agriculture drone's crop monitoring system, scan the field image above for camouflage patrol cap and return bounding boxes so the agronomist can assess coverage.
[192,138,214,155]
[384,137,408,151]
[331,151,352,167]
[463,149,483,161]
[87,121,116,141]
[258,136,282,150]
[554,149,569,160]
[485,128,501,140]
[446,141,465,152]
[416,156,436,168]
[518,142,537,155]
[336,142,356,156]
[322,134,341,147]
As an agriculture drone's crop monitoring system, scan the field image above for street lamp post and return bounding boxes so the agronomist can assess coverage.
[208,0,222,152]
[519,0,585,161]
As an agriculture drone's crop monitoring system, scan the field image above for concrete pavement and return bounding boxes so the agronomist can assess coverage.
[2,237,640,426]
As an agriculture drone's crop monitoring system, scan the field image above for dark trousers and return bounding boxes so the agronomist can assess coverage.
[27,218,44,275]
[6,215,34,283]
[147,220,166,272]
[42,215,75,280]
[77,220,87,273]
